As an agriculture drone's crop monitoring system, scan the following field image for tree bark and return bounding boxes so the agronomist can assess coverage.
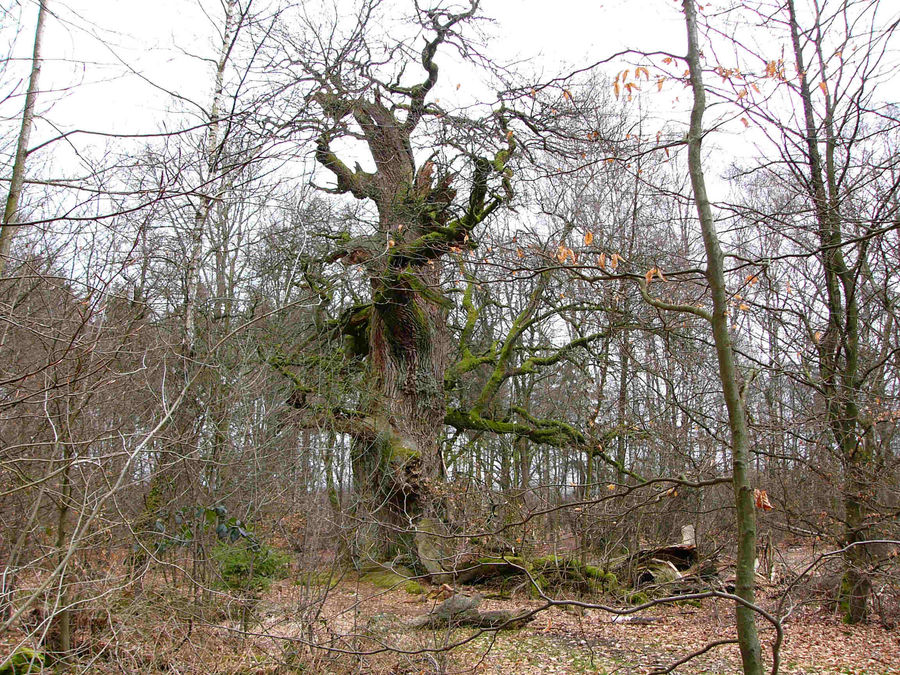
[351,253,450,562]
[49,441,72,659]
[682,1,764,671]
[183,0,238,355]
[309,4,507,567]
[785,0,871,623]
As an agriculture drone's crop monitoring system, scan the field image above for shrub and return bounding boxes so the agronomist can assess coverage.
[212,542,290,592]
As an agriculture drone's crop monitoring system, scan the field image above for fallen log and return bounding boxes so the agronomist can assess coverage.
[614,541,714,591]
[409,593,533,630]
[626,543,698,571]
[610,615,663,625]
[632,558,680,589]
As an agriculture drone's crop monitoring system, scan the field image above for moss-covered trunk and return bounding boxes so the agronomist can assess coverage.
[350,218,450,565]
[309,8,509,566]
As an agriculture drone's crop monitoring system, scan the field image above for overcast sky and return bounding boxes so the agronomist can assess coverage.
[3,0,897,192]
[4,0,684,139]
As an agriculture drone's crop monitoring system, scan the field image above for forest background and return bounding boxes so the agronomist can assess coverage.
[1,0,898,673]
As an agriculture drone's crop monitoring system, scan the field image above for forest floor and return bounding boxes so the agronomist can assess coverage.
[4,555,899,673]
[263,575,899,674]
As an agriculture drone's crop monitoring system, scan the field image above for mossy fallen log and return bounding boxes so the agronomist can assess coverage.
[531,555,618,595]
[452,556,529,584]
[425,553,618,595]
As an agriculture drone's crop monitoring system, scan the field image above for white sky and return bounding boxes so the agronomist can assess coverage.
[5,0,684,141]
[4,0,896,363]
[3,0,897,191]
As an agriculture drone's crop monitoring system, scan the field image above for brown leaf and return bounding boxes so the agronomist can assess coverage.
[754,488,774,511]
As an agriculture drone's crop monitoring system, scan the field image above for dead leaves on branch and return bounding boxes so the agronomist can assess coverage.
[644,267,667,284]
[754,488,774,511]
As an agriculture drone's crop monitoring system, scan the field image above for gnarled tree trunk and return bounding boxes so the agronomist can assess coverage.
[308,3,508,568]
[351,242,451,562]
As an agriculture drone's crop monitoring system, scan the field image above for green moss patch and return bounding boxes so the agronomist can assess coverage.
[359,564,422,592]
[404,580,425,594]
[296,570,340,589]
[531,555,618,595]
[0,647,45,675]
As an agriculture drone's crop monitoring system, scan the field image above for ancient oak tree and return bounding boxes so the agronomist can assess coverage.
[293,1,513,562]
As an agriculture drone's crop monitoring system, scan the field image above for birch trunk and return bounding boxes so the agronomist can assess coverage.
[0,0,48,277]
[183,0,237,354]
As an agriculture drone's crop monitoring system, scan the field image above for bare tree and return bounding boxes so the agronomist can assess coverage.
[275,0,516,562]
[706,0,900,623]
[0,0,48,276]
[633,1,765,670]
